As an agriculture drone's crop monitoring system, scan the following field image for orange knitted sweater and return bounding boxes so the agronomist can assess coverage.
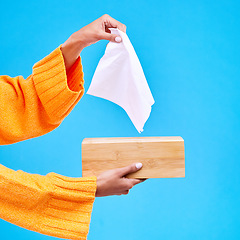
[0,47,97,240]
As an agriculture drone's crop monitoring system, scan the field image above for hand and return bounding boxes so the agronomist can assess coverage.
[95,163,145,197]
[61,14,126,71]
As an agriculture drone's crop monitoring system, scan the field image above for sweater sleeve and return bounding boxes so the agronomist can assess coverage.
[0,46,84,145]
[0,164,97,240]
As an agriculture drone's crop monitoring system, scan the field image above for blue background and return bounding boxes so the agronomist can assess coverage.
[0,0,240,239]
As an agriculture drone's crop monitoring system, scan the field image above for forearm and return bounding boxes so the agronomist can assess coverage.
[0,46,84,145]
[0,164,96,240]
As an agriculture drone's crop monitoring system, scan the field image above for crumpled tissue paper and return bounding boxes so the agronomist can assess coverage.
[87,28,155,132]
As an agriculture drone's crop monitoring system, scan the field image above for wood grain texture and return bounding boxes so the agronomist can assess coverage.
[82,137,185,178]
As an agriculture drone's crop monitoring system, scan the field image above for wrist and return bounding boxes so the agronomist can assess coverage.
[61,34,85,71]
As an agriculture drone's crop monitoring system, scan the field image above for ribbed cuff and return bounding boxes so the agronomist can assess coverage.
[67,57,84,92]
[32,46,84,124]
[37,173,97,240]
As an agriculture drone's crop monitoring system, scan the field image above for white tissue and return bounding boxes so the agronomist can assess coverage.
[87,28,155,132]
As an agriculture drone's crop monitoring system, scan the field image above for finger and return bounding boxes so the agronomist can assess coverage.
[101,32,122,43]
[129,178,143,186]
[122,190,129,195]
[136,178,148,182]
[102,14,126,32]
[117,163,143,177]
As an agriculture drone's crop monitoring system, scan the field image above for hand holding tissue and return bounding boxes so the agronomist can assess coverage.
[87,28,155,132]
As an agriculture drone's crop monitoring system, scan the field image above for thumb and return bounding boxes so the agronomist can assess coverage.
[101,32,122,43]
[118,163,143,177]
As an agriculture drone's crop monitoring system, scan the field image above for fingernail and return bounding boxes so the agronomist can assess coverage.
[136,163,142,169]
[115,36,122,43]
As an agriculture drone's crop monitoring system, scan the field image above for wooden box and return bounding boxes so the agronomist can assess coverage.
[82,137,185,178]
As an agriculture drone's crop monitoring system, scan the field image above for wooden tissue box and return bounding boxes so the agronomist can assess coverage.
[82,137,185,179]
